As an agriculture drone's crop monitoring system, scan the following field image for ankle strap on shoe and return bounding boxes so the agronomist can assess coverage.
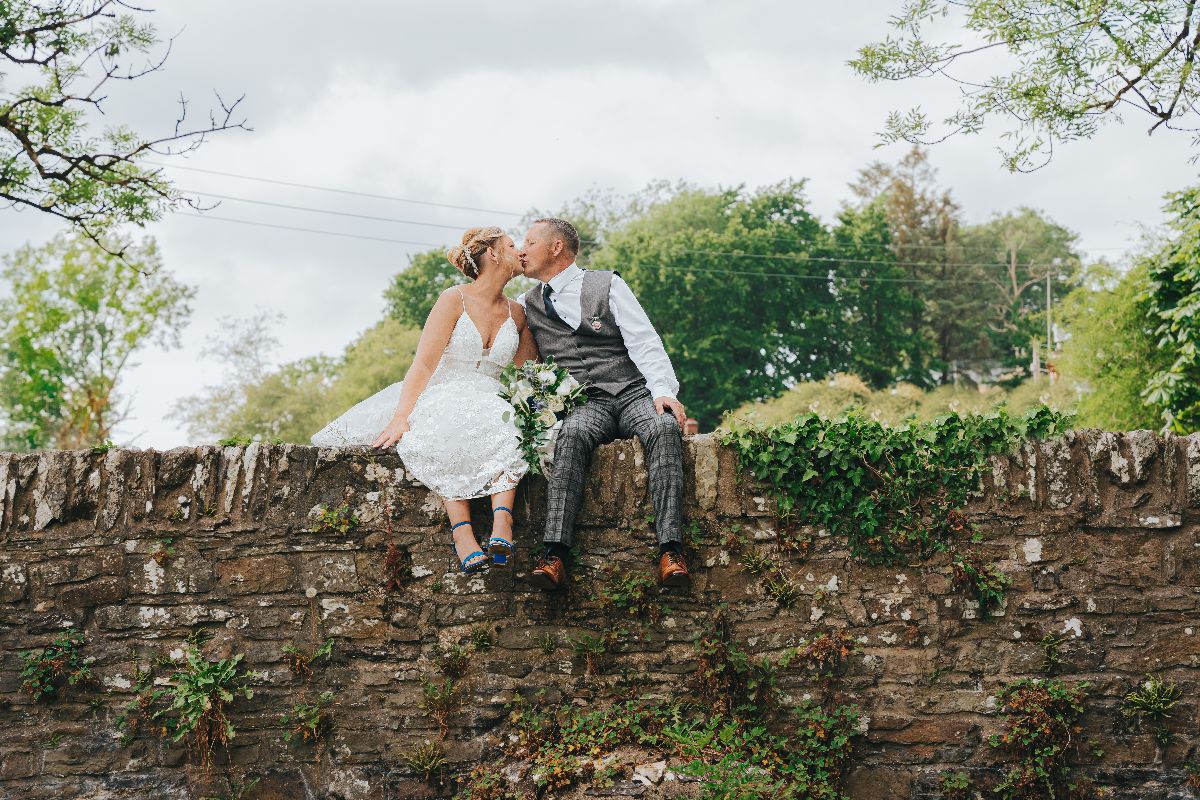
[493,505,513,515]
[451,520,472,531]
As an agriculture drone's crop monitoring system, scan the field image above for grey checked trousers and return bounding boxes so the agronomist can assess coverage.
[543,382,684,548]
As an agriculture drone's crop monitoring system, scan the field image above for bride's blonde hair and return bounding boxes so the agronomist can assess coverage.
[447,226,506,280]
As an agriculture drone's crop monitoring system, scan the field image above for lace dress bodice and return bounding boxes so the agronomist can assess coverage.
[428,304,520,389]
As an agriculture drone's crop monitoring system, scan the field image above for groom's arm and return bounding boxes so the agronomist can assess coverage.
[609,275,685,424]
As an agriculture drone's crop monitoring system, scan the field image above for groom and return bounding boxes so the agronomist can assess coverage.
[517,218,691,590]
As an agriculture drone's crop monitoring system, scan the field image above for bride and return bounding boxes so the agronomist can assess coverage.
[310,226,539,574]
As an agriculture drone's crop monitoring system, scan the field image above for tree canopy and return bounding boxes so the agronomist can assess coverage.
[851,1,1200,170]
[170,315,420,444]
[590,181,841,428]
[1056,261,1165,431]
[1140,186,1200,432]
[0,231,195,449]
[1,0,247,253]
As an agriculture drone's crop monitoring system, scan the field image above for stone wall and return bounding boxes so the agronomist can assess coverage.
[0,431,1198,799]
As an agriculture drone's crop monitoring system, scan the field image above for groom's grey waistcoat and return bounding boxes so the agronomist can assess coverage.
[523,269,645,396]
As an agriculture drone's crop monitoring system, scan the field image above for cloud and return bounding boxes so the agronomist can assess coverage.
[100,0,725,132]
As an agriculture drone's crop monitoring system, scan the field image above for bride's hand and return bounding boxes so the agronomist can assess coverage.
[372,418,410,448]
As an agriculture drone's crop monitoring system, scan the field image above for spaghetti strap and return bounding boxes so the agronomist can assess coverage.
[454,286,467,311]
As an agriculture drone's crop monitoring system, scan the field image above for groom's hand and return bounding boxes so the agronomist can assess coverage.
[654,396,686,429]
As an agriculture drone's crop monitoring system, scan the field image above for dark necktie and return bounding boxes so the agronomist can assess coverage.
[542,283,566,326]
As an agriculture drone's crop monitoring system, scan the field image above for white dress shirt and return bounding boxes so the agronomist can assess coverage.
[517,263,680,399]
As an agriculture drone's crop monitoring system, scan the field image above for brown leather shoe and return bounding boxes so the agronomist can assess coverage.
[657,549,691,588]
[529,554,567,591]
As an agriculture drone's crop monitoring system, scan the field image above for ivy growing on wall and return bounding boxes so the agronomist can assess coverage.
[722,405,1072,608]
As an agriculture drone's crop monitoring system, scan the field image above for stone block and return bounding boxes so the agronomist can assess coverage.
[215,554,296,594]
[0,559,28,602]
[127,551,214,595]
[0,749,37,780]
[298,553,360,593]
[58,575,127,609]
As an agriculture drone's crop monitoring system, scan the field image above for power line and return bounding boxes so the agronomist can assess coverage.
[631,262,1000,286]
[153,161,1132,259]
[181,212,444,248]
[181,194,1062,272]
[152,163,1132,256]
[179,212,1011,285]
[756,232,1129,253]
[617,245,1061,271]
[147,161,526,217]
[185,189,471,231]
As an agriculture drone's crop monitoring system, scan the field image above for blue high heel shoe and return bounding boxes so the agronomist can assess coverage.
[450,520,489,574]
[488,506,514,568]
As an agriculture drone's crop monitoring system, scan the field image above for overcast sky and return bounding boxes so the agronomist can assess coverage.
[2,1,1195,448]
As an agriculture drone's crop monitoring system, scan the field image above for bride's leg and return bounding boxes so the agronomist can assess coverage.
[489,487,518,546]
[445,498,486,569]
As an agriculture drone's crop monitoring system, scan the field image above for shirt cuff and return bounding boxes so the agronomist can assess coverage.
[650,384,676,401]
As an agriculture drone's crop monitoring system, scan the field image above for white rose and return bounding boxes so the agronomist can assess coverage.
[555,381,573,396]
[548,395,565,412]
[537,370,556,385]
[537,409,557,428]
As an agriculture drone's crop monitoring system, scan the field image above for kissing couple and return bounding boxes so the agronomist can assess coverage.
[311,218,691,589]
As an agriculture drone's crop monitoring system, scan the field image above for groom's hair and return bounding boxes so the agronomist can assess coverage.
[533,217,579,256]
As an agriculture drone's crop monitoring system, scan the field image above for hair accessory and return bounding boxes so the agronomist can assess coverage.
[462,247,478,275]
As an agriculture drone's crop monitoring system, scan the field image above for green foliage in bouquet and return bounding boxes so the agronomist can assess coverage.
[498,359,589,476]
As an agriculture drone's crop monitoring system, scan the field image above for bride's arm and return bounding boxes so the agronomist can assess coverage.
[371,289,460,448]
[511,302,540,366]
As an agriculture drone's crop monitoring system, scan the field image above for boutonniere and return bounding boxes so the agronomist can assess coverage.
[588,314,603,331]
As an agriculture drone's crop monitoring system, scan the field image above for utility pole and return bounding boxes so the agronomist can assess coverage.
[1046,272,1052,355]
[1047,258,1062,356]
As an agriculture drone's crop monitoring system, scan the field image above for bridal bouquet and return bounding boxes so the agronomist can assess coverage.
[498,359,588,476]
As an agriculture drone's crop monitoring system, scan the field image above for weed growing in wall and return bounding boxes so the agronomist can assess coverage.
[988,678,1090,799]
[1121,674,1182,747]
[405,740,449,784]
[454,765,519,799]
[382,539,412,592]
[451,599,865,799]
[19,628,94,701]
[148,645,257,766]
[420,676,461,739]
[503,693,675,793]
[663,701,862,800]
[592,567,670,623]
[1038,633,1068,676]
[692,608,788,719]
[939,770,971,800]
[281,638,334,680]
[280,690,335,745]
[567,629,620,675]
[314,501,358,534]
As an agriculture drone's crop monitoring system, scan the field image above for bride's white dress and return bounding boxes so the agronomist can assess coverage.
[310,292,528,500]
